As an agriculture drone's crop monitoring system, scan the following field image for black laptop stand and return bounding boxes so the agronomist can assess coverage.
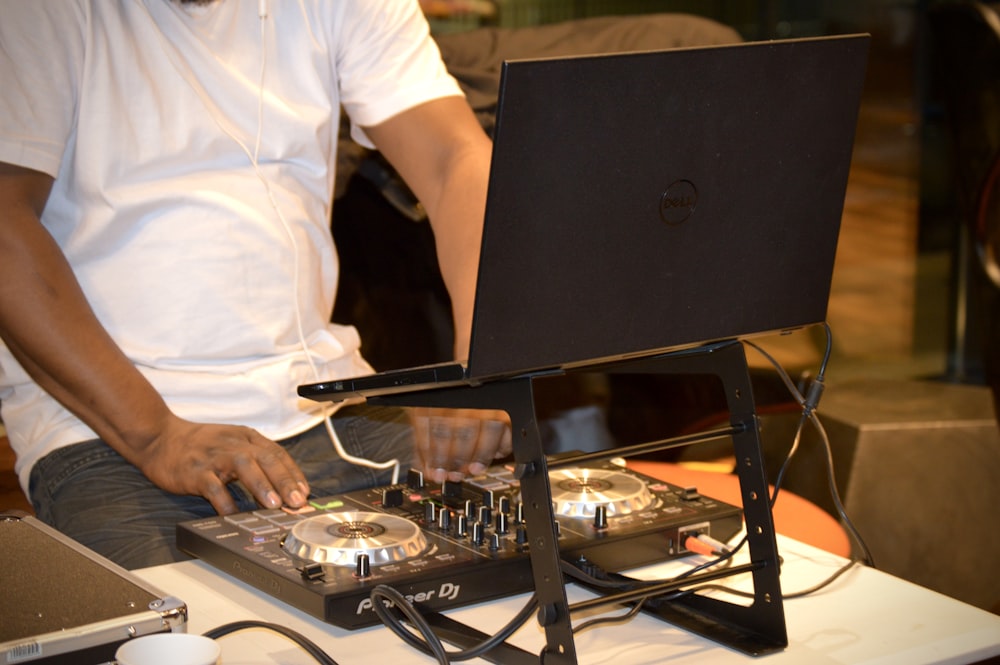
[367,340,787,664]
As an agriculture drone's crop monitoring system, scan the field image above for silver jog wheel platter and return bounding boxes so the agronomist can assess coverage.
[548,468,655,518]
[283,511,429,566]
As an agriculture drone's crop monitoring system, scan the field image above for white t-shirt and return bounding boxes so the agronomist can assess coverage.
[0,0,463,492]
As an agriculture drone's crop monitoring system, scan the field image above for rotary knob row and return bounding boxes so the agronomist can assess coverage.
[427,502,527,543]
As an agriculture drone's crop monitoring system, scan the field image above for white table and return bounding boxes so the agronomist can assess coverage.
[135,536,1000,665]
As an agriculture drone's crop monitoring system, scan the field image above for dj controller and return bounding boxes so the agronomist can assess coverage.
[176,461,743,629]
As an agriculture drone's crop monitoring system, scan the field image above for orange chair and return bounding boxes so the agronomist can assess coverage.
[627,459,851,558]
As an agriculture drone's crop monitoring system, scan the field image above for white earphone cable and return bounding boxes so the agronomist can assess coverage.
[147,3,400,484]
[250,11,400,485]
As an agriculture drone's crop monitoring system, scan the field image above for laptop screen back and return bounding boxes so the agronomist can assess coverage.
[465,35,869,378]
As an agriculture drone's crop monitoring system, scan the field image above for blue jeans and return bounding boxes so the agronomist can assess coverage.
[28,405,413,570]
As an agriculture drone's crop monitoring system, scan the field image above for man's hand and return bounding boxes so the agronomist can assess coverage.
[0,163,312,518]
[410,407,512,483]
[131,416,311,516]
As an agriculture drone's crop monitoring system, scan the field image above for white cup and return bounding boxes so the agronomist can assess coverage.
[115,633,221,665]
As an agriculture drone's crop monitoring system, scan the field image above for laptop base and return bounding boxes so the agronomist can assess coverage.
[367,340,787,663]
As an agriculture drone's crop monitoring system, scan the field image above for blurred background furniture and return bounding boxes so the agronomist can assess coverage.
[925,1,1000,417]
[760,378,1000,613]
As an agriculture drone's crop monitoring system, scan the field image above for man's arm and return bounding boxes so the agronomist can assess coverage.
[363,95,492,360]
[363,96,512,482]
[0,162,309,514]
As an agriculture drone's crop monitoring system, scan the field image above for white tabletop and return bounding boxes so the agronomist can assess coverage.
[135,536,1000,665]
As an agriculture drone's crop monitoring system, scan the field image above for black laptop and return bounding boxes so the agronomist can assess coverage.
[299,34,870,403]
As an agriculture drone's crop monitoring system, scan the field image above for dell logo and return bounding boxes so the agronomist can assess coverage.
[659,179,697,225]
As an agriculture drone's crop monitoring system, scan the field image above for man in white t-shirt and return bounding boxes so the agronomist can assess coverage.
[0,0,509,568]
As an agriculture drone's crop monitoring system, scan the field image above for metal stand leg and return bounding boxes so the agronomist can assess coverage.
[371,340,787,662]
[597,341,787,653]
[374,376,579,663]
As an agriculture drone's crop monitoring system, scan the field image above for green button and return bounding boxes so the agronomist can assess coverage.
[310,499,344,510]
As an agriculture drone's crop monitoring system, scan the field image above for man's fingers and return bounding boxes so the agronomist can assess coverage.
[468,419,511,472]
[463,410,511,473]
[437,415,481,481]
[410,408,512,482]
[245,431,310,507]
[230,450,284,509]
[232,433,309,509]
[411,413,432,472]
[137,419,310,515]
[199,472,238,516]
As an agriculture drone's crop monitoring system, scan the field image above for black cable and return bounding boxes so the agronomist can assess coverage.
[370,538,747,662]
[558,541,745,635]
[369,584,539,663]
[560,542,741,595]
[807,409,876,567]
[742,337,812,510]
[692,558,860,601]
[370,585,450,664]
[571,598,648,634]
[743,324,876,568]
[372,549,746,663]
[769,411,807,508]
[447,592,538,661]
[202,620,339,665]
[782,558,859,598]
[566,536,856,609]
[558,326,870,609]
[559,559,635,590]
[672,535,745,580]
